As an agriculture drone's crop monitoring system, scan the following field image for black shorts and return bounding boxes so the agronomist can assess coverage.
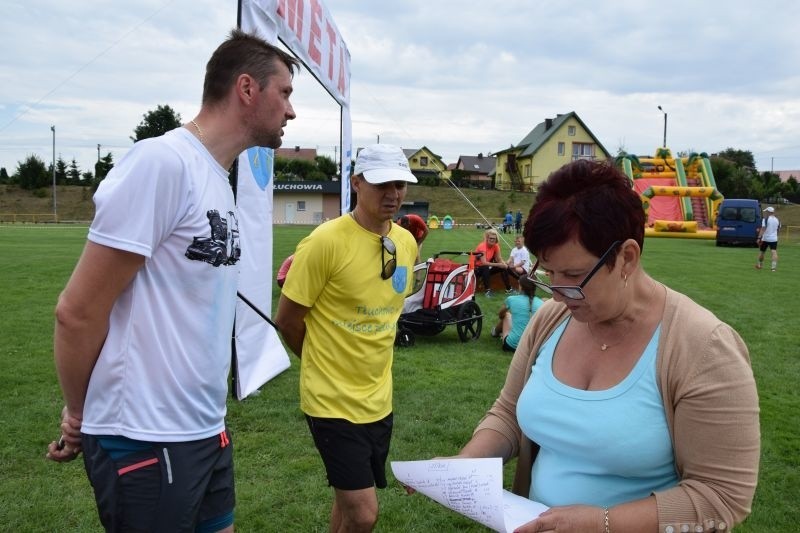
[760,240,778,251]
[305,413,393,490]
[82,430,235,533]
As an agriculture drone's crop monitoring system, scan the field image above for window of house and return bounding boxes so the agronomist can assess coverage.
[572,143,594,160]
[420,156,429,166]
[297,201,306,211]
[558,142,565,156]
[568,126,576,136]
[524,164,531,177]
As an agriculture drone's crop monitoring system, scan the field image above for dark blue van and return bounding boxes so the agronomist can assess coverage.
[715,199,761,246]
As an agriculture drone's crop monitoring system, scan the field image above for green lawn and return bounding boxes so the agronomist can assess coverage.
[0,224,798,531]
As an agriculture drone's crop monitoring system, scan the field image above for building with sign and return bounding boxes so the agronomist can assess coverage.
[273,180,341,224]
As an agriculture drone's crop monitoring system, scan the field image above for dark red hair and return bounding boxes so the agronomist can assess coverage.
[524,159,644,265]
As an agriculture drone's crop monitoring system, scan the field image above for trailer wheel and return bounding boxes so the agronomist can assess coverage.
[395,327,415,348]
[456,301,482,342]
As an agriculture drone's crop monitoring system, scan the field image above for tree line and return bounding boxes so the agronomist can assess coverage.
[708,148,799,203]
[2,104,796,202]
[0,104,185,192]
[0,104,340,191]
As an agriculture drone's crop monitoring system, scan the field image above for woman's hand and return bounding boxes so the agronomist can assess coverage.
[514,505,605,533]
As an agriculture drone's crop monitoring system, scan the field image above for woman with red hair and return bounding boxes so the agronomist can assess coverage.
[453,160,759,532]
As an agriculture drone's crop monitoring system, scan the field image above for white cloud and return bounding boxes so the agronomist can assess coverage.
[2,0,800,175]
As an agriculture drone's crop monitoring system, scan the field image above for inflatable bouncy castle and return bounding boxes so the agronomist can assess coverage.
[618,148,723,239]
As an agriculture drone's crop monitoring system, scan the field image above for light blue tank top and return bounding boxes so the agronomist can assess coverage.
[517,319,678,507]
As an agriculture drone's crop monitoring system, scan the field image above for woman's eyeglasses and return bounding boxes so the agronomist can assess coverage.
[381,236,397,280]
[522,241,621,300]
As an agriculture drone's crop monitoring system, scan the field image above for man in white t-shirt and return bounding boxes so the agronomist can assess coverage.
[756,206,781,272]
[45,30,298,532]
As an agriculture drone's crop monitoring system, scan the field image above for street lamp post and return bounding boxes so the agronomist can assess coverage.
[657,105,667,148]
[51,125,57,221]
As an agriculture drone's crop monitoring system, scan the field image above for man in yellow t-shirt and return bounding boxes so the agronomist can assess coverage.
[276,144,418,532]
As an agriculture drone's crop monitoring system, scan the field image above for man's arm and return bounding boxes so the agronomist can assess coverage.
[275,294,311,357]
[48,241,144,461]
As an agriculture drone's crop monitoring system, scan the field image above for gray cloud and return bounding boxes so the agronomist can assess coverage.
[2,0,799,176]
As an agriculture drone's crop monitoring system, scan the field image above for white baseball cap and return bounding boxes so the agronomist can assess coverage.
[354,144,418,184]
[765,206,775,213]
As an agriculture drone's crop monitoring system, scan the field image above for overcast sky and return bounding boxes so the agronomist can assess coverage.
[2,0,800,176]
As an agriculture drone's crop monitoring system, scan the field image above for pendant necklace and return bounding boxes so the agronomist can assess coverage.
[587,320,633,351]
[586,280,658,352]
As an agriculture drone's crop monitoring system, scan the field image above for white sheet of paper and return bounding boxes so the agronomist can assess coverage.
[391,458,548,532]
[502,490,549,531]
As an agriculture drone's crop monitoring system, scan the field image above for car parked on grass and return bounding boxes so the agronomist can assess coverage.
[716,199,761,247]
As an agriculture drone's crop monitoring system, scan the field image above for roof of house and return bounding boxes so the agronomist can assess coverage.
[493,111,611,159]
[456,154,496,174]
[275,147,318,162]
[403,146,444,163]
[774,170,800,182]
[403,146,448,171]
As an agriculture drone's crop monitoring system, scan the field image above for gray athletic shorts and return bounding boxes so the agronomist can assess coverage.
[82,429,234,532]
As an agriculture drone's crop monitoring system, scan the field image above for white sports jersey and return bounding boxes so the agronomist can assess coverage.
[82,128,240,442]
[761,215,780,243]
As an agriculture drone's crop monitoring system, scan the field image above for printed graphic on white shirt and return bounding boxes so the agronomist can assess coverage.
[185,209,241,267]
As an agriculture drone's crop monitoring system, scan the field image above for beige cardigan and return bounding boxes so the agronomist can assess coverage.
[474,286,760,531]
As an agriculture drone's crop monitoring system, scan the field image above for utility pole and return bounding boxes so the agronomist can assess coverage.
[51,125,57,221]
[657,106,668,148]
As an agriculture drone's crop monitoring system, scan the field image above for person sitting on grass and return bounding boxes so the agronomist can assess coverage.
[491,283,544,352]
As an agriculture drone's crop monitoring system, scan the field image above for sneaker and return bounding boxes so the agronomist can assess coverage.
[505,288,514,294]
[490,326,500,338]
[755,264,762,270]
[485,290,493,297]
[771,268,776,272]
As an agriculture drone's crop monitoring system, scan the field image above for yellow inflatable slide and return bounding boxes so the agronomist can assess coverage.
[619,148,723,239]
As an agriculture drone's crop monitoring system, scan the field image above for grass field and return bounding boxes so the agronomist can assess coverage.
[1,224,798,531]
